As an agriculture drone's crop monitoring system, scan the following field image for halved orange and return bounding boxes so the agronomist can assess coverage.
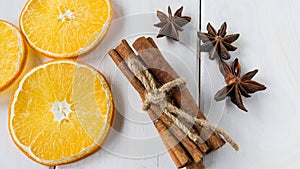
[0,20,26,92]
[19,0,113,59]
[9,60,114,166]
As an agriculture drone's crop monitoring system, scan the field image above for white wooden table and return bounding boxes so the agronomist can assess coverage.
[1,0,300,169]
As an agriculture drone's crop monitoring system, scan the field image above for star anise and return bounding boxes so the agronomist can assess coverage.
[214,58,266,112]
[198,22,240,60]
[154,6,191,41]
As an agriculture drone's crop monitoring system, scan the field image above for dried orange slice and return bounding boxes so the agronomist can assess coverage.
[20,0,113,59]
[9,60,114,166]
[0,20,26,92]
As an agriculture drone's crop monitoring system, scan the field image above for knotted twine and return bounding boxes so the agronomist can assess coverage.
[126,55,239,151]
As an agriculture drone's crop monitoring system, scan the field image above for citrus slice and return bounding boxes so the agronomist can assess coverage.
[19,0,113,59]
[9,60,114,166]
[0,20,26,92]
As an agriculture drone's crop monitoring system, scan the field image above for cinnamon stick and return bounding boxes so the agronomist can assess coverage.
[112,41,204,163]
[132,37,226,151]
[108,49,190,168]
[178,117,209,153]
[146,36,225,151]
[135,55,209,154]
[148,109,190,168]
[151,106,203,163]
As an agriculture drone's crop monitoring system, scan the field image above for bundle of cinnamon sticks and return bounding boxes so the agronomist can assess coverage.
[108,37,228,169]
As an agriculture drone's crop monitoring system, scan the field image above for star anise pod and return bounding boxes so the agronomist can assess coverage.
[154,6,191,41]
[214,58,266,112]
[198,22,240,60]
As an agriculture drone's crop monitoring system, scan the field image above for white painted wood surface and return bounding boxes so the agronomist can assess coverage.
[60,0,200,169]
[201,0,300,169]
[0,1,48,169]
[3,0,300,169]
[0,0,200,169]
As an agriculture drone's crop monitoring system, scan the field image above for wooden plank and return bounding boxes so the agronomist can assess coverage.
[201,0,300,169]
[58,0,200,169]
[0,1,49,169]
[0,0,200,168]
[0,1,49,168]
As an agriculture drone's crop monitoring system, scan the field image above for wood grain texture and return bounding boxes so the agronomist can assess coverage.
[0,1,48,169]
[0,0,199,169]
[201,0,300,169]
[58,1,200,169]
[3,0,300,169]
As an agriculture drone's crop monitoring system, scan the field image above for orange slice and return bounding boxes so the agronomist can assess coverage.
[19,0,113,59]
[0,20,26,92]
[9,60,114,166]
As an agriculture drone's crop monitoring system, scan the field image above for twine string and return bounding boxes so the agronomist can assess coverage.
[126,55,239,151]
